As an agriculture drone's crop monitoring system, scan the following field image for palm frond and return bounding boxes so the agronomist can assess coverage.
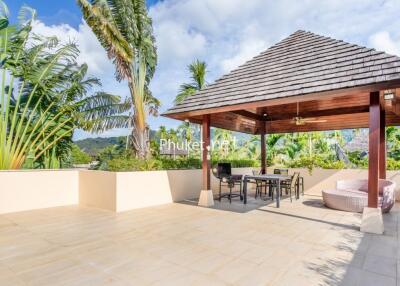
[77,0,133,81]
[17,5,36,28]
[0,0,9,30]
[174,85,197,104]
[174,59,207,104]
[82,115,130,133]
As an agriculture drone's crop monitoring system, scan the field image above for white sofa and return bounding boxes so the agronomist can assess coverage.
[322,179,396,213]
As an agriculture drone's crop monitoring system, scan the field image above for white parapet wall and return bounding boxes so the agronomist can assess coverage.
[289,168,400,201]
[0,168,399,214]
[0,170,79,214]
[79,170,117,211]
[116,171,174,212]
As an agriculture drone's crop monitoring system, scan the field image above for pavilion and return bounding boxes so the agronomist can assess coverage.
[163,30,400,232]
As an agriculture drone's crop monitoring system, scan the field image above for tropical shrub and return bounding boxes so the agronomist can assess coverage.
[0,7,74,169]
[106,157,161,172]
[70,144,92,165]
[386,158,400,171]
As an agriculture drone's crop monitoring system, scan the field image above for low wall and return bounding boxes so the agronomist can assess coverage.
[288,168,400,200]
[117,171,173,212]
[0,170,79,214]
[0,168,399,214]
[79,170,117,211]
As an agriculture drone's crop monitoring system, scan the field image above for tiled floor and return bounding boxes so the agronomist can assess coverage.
[0,190,398,286]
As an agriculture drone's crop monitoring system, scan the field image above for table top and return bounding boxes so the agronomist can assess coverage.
[243,174,292,181]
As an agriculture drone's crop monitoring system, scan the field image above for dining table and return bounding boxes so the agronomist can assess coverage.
[242,174,292,208]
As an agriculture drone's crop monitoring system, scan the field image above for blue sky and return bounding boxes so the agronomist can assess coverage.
[8,0,159,27]
[8,1,400,140]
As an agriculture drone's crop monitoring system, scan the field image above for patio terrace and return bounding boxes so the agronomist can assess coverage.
[0,190,398,286]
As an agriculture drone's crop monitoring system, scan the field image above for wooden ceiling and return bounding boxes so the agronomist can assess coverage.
[184,90,400,134]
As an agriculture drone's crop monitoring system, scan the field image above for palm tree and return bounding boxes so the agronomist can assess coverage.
[177,121,193,142]
[266,134,283,165]
[64,64,131,133]
[77,0,158,159]
[157,125,168,140]
[0,3,130,169]
[213,129,234,159]
[240,135,260,161]
[281,133,306,161]
[174,59,207,104]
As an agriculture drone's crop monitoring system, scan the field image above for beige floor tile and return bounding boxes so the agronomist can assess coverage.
[0,273,27,286]
[213,257,258,284]
[0,195,398,286]
[358,270,396,286]
[186,252,235,274]
[363,254,397,278]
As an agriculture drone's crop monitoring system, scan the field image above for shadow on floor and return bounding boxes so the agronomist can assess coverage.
[178,187,299,213]
[255,208,359,231]
[302,198,327,208]
[179,190,323,214]
[178,197,270,213]
[304,204,399,286]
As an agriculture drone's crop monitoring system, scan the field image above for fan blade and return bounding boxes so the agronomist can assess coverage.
[305,119,328,123]
[291,117,306,125]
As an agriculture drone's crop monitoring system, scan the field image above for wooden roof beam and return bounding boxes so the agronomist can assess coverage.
[230,110,266,122]
[269,105,370,120]
[382,89,400,116]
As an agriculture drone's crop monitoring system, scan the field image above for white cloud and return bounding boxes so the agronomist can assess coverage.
[30,0,400,140]
[220,38,267,74]
[32,20,113,76]
[149,0,400,118]
[369,31,400,56]
[155,21,206,62]
[31,20,130,140]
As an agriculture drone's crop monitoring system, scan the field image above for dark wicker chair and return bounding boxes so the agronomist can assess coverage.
[281,172,300,202]
[252,169,269,199]
[273,169,290,194]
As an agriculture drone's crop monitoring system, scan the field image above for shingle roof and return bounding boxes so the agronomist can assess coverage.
[164,30,400,115]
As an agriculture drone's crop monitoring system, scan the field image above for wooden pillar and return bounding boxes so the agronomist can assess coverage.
[260,123,266,174]
[379,109,386,179]
[202,114,211,190]
[368,91,380,208]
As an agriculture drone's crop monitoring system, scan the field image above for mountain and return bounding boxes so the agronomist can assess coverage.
[74,137,126,156]
[74,130,157,156]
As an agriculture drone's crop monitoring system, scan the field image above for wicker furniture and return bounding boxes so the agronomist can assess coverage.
[322,179,396,213]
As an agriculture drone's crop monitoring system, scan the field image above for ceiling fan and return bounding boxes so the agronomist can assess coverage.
[291,102,327,126]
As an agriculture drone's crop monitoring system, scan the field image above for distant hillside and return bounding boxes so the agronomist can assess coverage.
[74,137,126,156]
[74,130,157,156]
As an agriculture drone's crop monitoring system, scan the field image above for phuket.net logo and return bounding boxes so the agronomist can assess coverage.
[159,138,237,156]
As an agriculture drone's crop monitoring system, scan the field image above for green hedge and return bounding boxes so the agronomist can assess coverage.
[102,157,260,171]
[100,156,400,172]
